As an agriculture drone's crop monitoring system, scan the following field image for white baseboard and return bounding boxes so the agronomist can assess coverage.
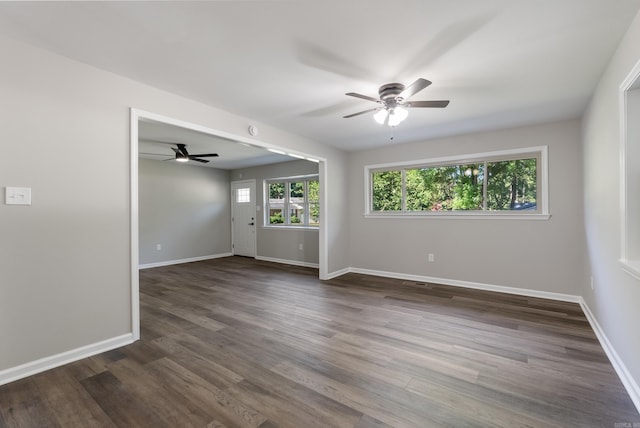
[579,298,640,413]
[0,333,134,386]
[255,255,319,269]
[139,252,233,269]
[346,267,581,303]
[326,267,350,280]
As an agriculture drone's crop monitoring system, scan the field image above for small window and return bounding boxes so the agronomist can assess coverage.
[265,175,319,227]
[236,187,251,203]
[366,147,548,218]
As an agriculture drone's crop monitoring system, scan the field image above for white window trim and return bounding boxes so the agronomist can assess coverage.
[263,174,319,229]
[364,146,550,220]
[618,58,640,280]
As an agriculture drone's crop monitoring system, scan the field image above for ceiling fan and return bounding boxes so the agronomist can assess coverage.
[343,78,449,126]
[141,143,219,163]
[170,143,218,163]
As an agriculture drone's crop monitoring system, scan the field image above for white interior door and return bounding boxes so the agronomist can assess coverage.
[231,180,256,257]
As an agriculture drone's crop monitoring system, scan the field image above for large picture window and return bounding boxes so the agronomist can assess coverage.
[366,147,548,219]
[266,176,319,227]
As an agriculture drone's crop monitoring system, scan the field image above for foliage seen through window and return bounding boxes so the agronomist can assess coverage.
[267,177,319,226]
[371,156,538,213]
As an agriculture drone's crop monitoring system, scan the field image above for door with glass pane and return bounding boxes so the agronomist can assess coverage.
[231,180,256,257]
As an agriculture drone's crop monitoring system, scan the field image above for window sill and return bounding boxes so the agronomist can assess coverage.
[364,212,551,220]
[262,226,319,231]
[620,259,640,281]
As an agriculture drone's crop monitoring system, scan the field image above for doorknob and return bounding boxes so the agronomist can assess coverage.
[249,222,255,226]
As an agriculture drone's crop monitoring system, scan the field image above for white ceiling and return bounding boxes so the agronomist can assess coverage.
[138,119,294,170]
[1,0,639,153]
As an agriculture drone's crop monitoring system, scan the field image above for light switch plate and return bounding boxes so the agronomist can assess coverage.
[5,187,32,205]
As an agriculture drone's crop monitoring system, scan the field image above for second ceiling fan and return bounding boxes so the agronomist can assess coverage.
[170,143,218,163]
[343,78,449,126]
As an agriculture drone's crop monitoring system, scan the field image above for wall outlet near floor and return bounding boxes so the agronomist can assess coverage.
[299,243,303,251]
[428,253,434,262]
[156,244,162,251]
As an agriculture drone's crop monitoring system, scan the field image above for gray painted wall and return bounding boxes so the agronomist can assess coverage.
[139,159,231,265]
[582,10,640,394]
[348,119,587,296]
[0,35,348,372]
[231,159,319,265]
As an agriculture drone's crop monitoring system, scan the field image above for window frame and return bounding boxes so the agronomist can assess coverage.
[364,146,550,220]
[264,174,320,229]
[619,58,640,280]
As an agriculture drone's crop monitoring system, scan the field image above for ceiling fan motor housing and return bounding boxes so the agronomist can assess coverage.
[378,83,405,100]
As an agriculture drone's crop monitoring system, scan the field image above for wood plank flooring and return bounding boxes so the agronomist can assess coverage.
[1,256,638,427]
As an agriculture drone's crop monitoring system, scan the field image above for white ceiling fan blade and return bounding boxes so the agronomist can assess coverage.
[345,92,381,103]
[399,78,432,99]
[406,100,450,108]
[343,107,381,118]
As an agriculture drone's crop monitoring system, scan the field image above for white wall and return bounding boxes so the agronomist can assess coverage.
[582,10,640,401]
[0,35,349,373]
[231,159,319,265]
[348,119,586,296]
[324,154,350,276]
[626,88,640,262]
[139,159,231,265]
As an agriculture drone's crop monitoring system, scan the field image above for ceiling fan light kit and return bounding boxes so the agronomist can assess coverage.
[373,108,388,124]
[344,78,449,127]
[374,106,409,126]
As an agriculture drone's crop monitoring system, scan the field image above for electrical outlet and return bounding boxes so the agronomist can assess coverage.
[299,243,303,251]
[590,276,594,290]
[156,244,162,251]
[428,253,434,262]
[5,187,31,205]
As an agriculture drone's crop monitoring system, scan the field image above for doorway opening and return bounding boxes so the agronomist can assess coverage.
[130,109,328,340]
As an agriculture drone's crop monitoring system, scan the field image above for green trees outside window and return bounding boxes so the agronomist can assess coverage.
[308,179,320,226]
[405,164,484,211]
[486,159,537,210]
[267,176,319,226]
[371,155,539,213]
[372,171,402,211]
[268,182,285,224]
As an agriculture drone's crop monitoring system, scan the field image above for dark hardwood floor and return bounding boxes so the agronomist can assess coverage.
[1,256,638,427]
